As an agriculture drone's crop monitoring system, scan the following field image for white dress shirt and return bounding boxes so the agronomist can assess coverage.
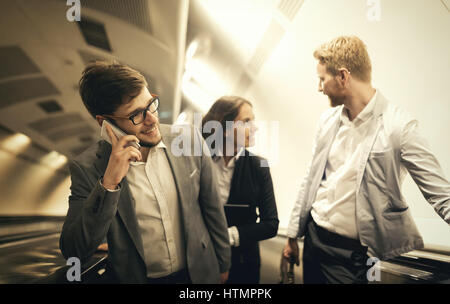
[311,91,378,240]
[125,141,186,278]
[211,148,245,247]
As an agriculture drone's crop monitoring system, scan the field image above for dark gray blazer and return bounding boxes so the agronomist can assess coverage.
[60,124,231,283]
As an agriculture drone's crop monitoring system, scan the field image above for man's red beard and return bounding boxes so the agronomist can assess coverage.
[328,95,345,107]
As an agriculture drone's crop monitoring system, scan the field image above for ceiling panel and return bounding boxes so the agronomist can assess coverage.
[77,17,112,52]
[0,46,41,80]
[277,0,304,21]
[0,76,60,109]
[77,49,156,90]
[27,113,86,133]
[37,100,64,113]
[77,49,107,65]
[80,0,152,35]
[46,125,95,142]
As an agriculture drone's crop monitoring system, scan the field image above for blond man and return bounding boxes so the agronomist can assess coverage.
[284,36,450,283]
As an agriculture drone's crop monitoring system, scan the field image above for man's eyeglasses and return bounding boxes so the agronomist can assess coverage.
[103,95,160,125]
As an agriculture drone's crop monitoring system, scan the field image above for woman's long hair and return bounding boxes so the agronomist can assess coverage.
[201,96,252,139]
[201,96,252,155]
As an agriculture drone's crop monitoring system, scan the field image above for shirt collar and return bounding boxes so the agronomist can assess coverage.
[213,147,245,168]
[147,140,166,156]
[235,147,245,159]
[155,140,166,149]
[341,89,378,125]
[130,140,166,166]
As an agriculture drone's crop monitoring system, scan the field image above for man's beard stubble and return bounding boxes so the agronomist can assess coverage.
[140,122,162,148]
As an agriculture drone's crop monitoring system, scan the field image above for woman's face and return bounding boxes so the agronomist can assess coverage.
[231,103,257,149]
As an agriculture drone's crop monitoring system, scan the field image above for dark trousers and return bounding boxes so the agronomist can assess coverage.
[227,246,260,284]
[303,218,370,284]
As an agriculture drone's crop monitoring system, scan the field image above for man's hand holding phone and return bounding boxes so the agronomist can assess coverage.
[102,123,142,190]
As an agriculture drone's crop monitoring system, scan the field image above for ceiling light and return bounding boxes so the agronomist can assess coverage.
[0,133,31,154]
[40,151,68,170]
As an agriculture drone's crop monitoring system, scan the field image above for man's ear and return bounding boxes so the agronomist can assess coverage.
[337,68,351,87]
[95,115,105,127]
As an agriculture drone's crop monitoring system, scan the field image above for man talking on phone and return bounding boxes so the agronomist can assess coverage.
[60,61,231,283]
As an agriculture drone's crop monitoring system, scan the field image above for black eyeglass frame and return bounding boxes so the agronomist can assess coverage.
[103,95,160,125]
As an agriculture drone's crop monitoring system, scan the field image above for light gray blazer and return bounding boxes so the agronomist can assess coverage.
[287,92,450,260]
[60,124,231,283]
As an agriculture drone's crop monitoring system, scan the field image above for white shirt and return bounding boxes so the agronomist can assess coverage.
[211,148,244,246]
[126,141,186,278]
[311,91,378,240]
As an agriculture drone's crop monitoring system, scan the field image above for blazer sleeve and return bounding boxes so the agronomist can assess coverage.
[400,119,450,224]
[236,164,279,244]
[59,160,121,263]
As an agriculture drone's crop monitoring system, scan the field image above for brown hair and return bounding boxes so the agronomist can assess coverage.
[78,60,148,118]
[201,96,252,140]
[313,36,372,83]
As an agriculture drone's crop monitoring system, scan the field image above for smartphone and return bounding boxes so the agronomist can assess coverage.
[101,119,141,150]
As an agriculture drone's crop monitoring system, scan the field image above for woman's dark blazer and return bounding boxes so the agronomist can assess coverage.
[225,149,279,283]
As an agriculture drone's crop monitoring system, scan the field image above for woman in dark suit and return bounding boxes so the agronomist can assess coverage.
[202,96,279,284]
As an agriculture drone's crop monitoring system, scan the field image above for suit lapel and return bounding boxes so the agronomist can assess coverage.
[307,112,341,205]
[94,140,146,262]
[355,93,388,193]
[162,134,190,211]
[316,114,341,160]
[315,110,341,176]
[116,179,145,261]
